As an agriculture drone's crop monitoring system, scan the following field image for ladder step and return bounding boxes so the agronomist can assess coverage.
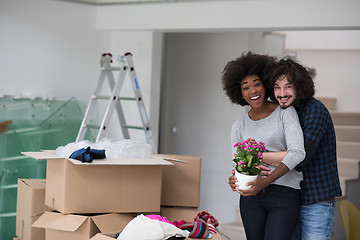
[85,124,147,130]
[124,125,146,130]
[85,124,101,129]
[94,95,111,100]
[119,97,137,101]
[94,96,137,101]
[102,67,121,71]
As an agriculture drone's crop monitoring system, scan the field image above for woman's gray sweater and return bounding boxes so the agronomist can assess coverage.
[231,106,306,190]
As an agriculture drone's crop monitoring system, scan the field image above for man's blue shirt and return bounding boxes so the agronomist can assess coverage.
[294,98,342,204]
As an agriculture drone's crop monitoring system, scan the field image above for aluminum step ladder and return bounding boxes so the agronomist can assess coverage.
[76,52,155,153]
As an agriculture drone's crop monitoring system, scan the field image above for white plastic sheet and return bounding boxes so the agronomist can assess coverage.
[55,138,152,159]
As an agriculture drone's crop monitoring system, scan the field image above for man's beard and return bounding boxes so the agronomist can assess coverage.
[277,95,293,109]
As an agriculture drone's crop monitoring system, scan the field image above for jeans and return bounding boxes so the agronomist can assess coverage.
[240,184,301,240]
[291,199,335,240]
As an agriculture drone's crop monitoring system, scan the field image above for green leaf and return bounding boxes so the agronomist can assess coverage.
[239,150,246,159]
[246,155,253,167]
[252,168,261,175]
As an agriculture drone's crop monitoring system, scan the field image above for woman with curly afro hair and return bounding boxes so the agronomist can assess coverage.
[222,52,275,106]
[222,52,306,240]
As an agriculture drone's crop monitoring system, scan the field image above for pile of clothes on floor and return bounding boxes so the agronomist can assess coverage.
[116,211,219,240]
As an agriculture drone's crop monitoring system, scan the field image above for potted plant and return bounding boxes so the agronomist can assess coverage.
[233,138,265,190]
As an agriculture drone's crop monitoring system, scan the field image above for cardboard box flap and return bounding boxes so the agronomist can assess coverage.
[22,151,63,160]
[152,154,186,163]
[19,178,46,189]
[32,211,88,232]
[92,214,135,233]
[67,157,173,166]
[41,149,56,153]
[90,233,117,240]
[22,151,173,166]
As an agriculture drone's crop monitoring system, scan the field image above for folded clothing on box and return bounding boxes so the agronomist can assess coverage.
[69,146,106,163]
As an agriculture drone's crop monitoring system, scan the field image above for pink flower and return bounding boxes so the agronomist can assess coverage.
[233,138,266,176]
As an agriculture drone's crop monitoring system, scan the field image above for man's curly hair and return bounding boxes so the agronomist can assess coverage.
[221,52,276,106]
[267,58,315,104]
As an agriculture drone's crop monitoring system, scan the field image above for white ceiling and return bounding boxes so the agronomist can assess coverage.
[64,0,215,4]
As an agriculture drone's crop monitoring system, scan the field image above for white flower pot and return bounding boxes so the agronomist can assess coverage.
[235,171,257,190]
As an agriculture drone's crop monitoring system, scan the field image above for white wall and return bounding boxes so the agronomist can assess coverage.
[282,30,360,50]
[249,32,286,58]
[96,0,360,31]
[0,0,110,101]
[160,32,285,224]
[279,30,360,112]
[296,50,360,112]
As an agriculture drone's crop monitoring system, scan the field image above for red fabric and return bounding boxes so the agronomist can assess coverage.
[172,220,188,228]
[194,211,219,227]
[207,223,217,234]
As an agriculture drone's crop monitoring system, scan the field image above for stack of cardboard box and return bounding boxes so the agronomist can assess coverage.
[15,179,49,240]
[15,151,222,240]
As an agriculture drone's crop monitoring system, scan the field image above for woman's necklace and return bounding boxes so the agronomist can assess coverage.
[249,102,268,121]
[259,112,265,120]
[250,112,265,121]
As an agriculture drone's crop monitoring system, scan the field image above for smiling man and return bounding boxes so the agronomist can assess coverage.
[268,59,342,240]
[274,74,297,108]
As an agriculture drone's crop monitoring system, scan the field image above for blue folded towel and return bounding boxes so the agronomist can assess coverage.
[69,146,106,163]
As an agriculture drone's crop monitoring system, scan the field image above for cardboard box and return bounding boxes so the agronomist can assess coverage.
[32,211,135,240]
[22,151,172,214]
[16,179,50,240]
[157,154,201,207]
[161,206,201,222]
